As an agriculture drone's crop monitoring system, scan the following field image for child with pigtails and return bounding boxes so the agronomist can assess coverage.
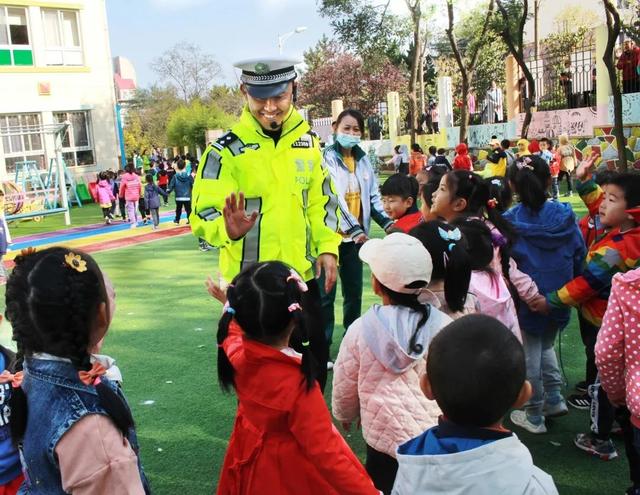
[3,247,149,494]
[212,261,379,495]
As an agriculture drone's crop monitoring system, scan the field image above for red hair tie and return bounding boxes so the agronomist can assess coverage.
[78,362,107,386]
[0,370,23,388]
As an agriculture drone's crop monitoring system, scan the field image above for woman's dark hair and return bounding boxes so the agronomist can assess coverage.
[375,282,430,355]
[409,221,471,313]
[486,176,513,213]
[451,218,494,271]
[335,108,365,133]
[507,154,550,211]
[444,170,517,282]
[5,247,133,444]
[411,143,423,153]
[217,262,316,391]
[421,168,446,208]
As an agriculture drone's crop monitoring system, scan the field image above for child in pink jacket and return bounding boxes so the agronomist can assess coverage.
[596,265,640,494]
[332,233,452,495]
[96,171,115,225]
[118,164,142,228]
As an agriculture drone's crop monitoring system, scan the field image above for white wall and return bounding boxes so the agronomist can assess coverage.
[0,0,118,181]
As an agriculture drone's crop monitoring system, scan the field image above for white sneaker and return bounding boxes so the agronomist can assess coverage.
[510,410,547,434]
[327,361,334,371]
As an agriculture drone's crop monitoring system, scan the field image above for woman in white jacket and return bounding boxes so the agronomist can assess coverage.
[332,233,452,495]
[320,109,393,354]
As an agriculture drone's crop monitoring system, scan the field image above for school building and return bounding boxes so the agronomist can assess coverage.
[0,0,119,181]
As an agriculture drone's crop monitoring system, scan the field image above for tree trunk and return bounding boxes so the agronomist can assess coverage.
[603,0,628,171]
[419,56,425,120]
[407,1,421,146]
[446,0,494,144]
[495,0,534,138]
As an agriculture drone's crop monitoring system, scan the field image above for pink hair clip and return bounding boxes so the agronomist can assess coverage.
[288,303,302,313]
[286,270,309,293]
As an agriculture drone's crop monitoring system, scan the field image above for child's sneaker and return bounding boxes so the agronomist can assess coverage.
[173,220,179,225]
[130,223,137,230]
[574,433,618,460]
[510,410,547,434]
[542,398,569,418]
[575,380,588,393]
[567,393,590,410]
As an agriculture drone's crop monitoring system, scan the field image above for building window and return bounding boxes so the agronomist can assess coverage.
[42,9,82,66]
[0,113,46,174]
[0,6,33,66]
[54,111,94,166]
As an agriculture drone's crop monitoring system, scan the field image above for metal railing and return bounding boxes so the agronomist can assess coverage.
[519,34,596,112]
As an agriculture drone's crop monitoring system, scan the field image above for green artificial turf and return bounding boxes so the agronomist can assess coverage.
[0,188,628,494]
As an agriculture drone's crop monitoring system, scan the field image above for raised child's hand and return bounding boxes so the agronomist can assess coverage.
[575,153,599,182]
[205,275,227,304]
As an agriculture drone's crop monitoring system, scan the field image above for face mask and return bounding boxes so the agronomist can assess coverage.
[336,133,361,149]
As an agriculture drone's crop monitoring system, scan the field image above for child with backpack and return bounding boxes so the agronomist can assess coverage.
[3,247,149,493]
[118,163,142,228]
[332,233,452,494]
[167,159,194,225]
[392,315,558,495]
[96,171,115,225]
[409,221,478,319]
[503,155,586,434]
[144,174,168,230]
[381,174,422,233]
[216,261,379,495]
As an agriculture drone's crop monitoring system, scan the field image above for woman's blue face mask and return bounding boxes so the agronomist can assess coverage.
[336,133,361,149]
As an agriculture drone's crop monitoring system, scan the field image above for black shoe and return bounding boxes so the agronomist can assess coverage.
[568,393,590,410]
[575,380,589,393]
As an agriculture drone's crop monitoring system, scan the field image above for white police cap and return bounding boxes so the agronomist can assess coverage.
[234,56,301,98]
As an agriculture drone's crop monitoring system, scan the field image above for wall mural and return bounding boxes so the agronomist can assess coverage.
[608,93,640,126]
[516,107,599,139]
[446,122,516,148]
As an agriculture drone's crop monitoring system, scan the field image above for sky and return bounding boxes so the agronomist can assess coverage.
[106,0,484,89]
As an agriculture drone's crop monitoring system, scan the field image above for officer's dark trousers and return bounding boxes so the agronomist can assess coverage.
[319,242,363,348]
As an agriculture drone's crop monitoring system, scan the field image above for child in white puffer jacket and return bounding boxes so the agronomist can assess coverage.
[332,233,452,495]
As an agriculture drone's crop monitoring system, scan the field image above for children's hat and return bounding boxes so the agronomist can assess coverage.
[359,233,433,294]
[234,56,301,99]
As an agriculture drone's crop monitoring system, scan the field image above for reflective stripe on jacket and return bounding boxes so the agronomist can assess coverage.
[190,106,341,282]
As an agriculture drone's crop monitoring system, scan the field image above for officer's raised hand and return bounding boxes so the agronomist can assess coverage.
[223,192,259,241]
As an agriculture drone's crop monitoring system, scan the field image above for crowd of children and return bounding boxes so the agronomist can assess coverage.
[92,154,196,232]
[1,128,639,495]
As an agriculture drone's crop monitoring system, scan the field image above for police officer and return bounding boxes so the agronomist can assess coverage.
[191,57,341,389]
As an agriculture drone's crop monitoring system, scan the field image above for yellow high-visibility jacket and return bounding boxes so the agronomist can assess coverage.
[190,106,341,282]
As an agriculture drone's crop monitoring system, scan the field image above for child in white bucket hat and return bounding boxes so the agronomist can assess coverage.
[331,232,453,495]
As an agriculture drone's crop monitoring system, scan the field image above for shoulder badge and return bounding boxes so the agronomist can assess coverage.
[212,131,245,156]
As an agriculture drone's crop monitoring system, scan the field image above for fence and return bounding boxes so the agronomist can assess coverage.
[519,33,596,112]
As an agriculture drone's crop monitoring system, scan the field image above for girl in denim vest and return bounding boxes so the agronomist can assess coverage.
[3,247,149,494]
[215,261,378,495]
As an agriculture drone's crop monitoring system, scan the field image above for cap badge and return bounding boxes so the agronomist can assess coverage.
[254,63,270,74]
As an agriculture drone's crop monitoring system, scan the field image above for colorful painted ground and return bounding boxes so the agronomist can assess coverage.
[0,198,628,494]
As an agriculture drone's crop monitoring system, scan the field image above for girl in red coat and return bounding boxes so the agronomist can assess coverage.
[216,261,379,495]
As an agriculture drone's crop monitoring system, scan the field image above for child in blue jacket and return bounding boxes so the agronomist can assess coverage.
[503,155,586,434]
